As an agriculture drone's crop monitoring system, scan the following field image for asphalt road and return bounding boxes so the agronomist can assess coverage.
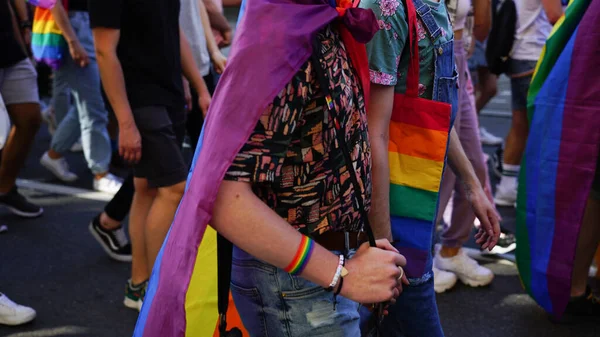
[1,9,599,337]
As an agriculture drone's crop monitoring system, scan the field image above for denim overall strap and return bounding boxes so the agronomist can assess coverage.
[411,0,443,41]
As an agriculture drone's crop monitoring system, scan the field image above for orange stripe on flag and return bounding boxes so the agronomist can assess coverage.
[388,122,448,162]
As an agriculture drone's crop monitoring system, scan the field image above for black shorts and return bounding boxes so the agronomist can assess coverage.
[132,105,187,188]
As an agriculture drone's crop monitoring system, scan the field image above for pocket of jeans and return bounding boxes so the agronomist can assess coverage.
[229,282,269,336]
[436,75,459,125]
[282,275,325,300]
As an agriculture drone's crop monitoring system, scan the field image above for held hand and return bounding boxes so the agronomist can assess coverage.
[341,240,407,305]
[198,91,211,117]
[211,51,227,74]
[468,186,501,251]
[68,40,89,67]
[119,123,142,164]
[219,29,233,48]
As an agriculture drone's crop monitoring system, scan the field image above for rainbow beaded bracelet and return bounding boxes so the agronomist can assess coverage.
[284,236,315,275]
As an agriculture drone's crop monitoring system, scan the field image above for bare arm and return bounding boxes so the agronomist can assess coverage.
[367,84,395,242]
[201,0,230,33]
[7,2,27,55]
[12,0,28,21]
[472,0,491,42]
[50,1,89,66]
[542,0,563,24]
[180,27,211,113]
[211,180,406,304]
[93,27,141,163]
[197,0,226,73]
[447,128,500,249]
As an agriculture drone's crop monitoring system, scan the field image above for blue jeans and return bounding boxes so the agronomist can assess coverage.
[50,11,111,175]
[360,272,444,337]
[231,247,361,337]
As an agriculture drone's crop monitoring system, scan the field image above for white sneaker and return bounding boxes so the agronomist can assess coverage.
[494,181,517,207]
[433,266,457,293]
[93,173,123,194]
[70,139,83,152]
[434,245,494,287]
[480,127,503,146]
[41,106,57,136]
[40,152,79,182]
[0,293,36,326]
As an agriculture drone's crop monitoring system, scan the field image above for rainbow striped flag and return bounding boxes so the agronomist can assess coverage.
[31,4,67,70]
[389,93,451,278]
[516,0,600,318]
[27,0,56,8]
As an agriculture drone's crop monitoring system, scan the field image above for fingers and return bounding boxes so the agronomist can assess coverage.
[375,239,399,253]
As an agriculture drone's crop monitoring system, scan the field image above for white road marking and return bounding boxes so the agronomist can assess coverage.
[16,179,114,202]
[480,109,512,117]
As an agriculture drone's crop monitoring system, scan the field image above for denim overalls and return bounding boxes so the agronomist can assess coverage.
[378,1,456,336]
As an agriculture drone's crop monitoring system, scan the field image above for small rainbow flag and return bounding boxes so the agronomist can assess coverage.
[388,93,451,278]
[30,2,67,70]
[516,0,600,318]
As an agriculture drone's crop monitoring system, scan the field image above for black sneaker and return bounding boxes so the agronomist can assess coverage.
[0,187,43,218]
[483,229,517,255]
[89,215,132,262]
[555,287,600,323]
[491,146,504,179]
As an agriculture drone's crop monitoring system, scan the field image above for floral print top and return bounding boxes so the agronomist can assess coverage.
[361,0,453,99]
[223,25,371,235]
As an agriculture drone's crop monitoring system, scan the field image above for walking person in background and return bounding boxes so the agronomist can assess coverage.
[39,0,123,194]
[90,0,211,311]
[492,0,562,207]
[0,0,43,218]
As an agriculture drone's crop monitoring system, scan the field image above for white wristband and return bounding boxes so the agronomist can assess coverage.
[328,255,345,290]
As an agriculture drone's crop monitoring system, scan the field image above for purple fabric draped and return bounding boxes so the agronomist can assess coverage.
[136,0,378,335]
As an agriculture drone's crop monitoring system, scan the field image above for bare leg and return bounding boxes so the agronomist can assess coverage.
[130,177,156,284]
[570,196,600,297]
[0,103,41,193]
[144,181,185,270]
[475,67,497,114]
[503,108,529,165]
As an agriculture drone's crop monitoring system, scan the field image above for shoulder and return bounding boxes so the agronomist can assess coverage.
[360,0,407,25]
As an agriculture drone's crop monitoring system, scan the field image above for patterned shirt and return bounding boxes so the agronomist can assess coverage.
[224,25,372,235]
[361,0,453,99]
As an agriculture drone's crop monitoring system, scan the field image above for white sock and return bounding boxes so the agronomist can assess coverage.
[502,163,520,177]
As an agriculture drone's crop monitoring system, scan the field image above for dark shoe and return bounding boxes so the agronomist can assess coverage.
[491,146,504,179]
[565,287,600,317]
[0,187,43,218]
[124,279,147,312]
[89,215,132,262]
[483,229,516,255]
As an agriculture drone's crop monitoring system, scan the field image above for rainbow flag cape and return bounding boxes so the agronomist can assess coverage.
[133,0,378,335]
[516,0,600,318]
[30,1,67,70]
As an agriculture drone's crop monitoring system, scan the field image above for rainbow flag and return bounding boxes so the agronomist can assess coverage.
[27,0,57,8]
[516,0,600,318]
[31,3,67,70]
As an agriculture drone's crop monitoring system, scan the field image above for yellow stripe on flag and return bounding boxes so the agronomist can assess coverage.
[388,123,448,162]
[32,19,62,35]
[389,152,444,192]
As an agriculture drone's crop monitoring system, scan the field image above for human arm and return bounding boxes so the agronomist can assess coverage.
[8,1,27,55]
[50,1,89,66]
[211,180,406,304]
[197,0,226,74]
[446,128,500,249]
[542,0,563,24]
[180,27,211,115]
[93,27,140,163]
[202,0,232,46]
[472,0,491,42]
[367,84,395,242]
[12,0,31,45]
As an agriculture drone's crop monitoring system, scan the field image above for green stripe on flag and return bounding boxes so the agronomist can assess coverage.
[32,32,66,47]
[390,184,438,221]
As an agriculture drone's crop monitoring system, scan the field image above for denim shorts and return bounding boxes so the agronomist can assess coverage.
[230,247,361,337]
[0,58,39,105]
[468,40,487,71]
[508,59,538,111]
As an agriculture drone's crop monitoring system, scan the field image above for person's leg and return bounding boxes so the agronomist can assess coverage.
[494,60,535,206]
[378,274,444,337]
[89,173,134,262]
[570,196,600,297]
[0,59,43,217]
[475,67,497,114]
